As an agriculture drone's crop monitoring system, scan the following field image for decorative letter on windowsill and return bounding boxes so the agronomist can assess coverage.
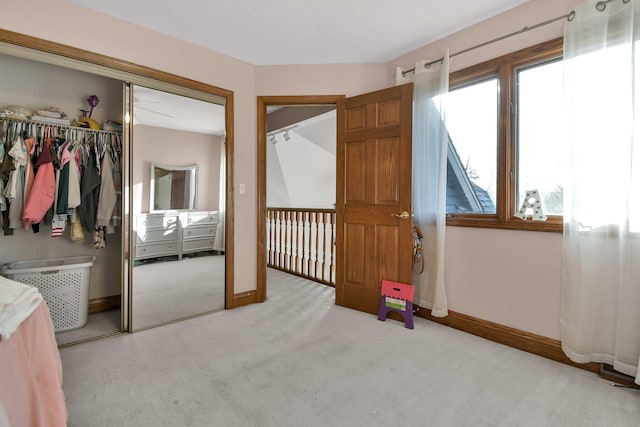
[515,189,547,221]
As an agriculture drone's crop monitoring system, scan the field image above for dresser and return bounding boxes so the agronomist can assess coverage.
[181,211,219,256]
[134,212,181,261]
[133,211,219,261]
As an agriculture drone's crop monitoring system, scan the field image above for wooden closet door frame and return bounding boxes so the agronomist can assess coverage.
[0,29,237,330]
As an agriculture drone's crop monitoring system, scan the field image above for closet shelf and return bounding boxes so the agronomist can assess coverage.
[1,116,122,135]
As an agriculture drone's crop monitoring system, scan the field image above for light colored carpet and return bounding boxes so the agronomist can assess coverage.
[56,254,225,344]
[59,269,640,427]
[55,309,121,346]
[132,254,225,330]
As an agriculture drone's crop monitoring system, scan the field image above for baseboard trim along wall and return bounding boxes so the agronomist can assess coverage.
[88,295,121,314]
[232,291,257,308]
[412,305,601,374]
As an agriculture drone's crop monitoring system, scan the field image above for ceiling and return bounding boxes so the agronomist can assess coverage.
[133,85,225,135]
[83,0,529,135]
[71,0,529,65]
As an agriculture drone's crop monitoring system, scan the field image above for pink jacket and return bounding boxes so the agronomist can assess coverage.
[22,145,56,224]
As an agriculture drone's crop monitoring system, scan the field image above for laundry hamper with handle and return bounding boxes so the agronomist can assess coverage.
[2,255,95,333]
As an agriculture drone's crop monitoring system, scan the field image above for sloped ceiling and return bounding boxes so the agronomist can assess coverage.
[267,110,336,208]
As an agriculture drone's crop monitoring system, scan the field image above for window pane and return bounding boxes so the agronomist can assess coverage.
[517,59,564,216]
[446,78,498,214]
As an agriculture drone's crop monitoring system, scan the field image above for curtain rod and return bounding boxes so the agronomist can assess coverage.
[402,0,630,76]
[402,12,573,77]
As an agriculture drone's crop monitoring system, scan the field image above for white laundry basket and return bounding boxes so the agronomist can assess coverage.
[2,256,95,333]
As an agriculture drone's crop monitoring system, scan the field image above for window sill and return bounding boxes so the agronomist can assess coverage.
[446,215,563,233]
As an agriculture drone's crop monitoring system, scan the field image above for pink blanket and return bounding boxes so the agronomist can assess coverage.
[0,302,67,426]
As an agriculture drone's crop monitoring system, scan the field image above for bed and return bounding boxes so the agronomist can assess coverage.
[0,301,67,426]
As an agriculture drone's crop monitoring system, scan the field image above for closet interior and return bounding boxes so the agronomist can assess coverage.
[0,53,124,345]
[0,40,230,345]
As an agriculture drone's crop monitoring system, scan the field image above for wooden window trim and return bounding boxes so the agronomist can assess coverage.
[447,37,564,233]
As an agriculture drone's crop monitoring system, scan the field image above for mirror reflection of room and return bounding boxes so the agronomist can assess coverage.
[151,163,198,211]
[131,85,226,331]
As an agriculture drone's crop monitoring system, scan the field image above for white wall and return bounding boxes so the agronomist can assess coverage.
[267,110,337,209]
[256,63,388,97]
[267,132,335,209]
[132,125,221,215]
[0,53,122,124]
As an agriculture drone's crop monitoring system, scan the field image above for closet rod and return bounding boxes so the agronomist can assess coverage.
[401,11,574,77]
[0,117,121,136]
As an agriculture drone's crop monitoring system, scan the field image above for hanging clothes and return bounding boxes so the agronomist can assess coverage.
[0,136,15,181]
[67,144,82,209]
[96,148,116,231]
[0,127,14,235]
[78,147,100,232]
[22,139,56,225]
[21,137,36,230]
[110,134,122,230]
[0,118,122,241]
[55,142,73,215]
[4,137,26,229]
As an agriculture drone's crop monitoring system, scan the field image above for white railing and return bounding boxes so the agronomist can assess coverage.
[266,208,336,286]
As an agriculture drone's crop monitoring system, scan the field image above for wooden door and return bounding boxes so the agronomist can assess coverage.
[335,84,413,314]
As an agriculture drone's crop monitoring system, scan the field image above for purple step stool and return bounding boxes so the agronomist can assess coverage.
[378,279,414,329]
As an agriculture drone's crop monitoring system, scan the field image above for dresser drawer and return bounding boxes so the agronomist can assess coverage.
[136,214,179,230]
[135,227,179,244]
[135,242,179,260]
[182,238,215,253]
[183,225,216,239]
[186,211,218,226]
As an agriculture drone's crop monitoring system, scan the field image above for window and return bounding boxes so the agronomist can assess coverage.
[446,78,498,214]
[515,59,564,217]
[445,38,564,232]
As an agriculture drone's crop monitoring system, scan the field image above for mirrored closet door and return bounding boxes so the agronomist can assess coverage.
[130,84,226,331]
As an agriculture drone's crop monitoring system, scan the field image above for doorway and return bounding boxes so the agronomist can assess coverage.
[257,96,344,301]
[257,86,413,314]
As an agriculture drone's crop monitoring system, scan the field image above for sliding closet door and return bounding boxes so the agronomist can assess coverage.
[130,84,226,331]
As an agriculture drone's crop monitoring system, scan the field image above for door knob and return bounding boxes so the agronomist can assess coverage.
[391,211,410,219]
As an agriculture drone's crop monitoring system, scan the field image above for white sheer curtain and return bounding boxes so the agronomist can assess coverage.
[213,138,226,252]
[562,0,640,384]
[398,53,449,317]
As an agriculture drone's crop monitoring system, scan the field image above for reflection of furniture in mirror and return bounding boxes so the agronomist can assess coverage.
[182,211,220,256]
[133,211,219,260]
[132,84,227,331]
[150,163,199,211]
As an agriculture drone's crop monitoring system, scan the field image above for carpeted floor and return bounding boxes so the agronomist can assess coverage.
[59,268,640,426]
[132,254,225,330]
[55,309,121,346]
[55,254,225,344]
